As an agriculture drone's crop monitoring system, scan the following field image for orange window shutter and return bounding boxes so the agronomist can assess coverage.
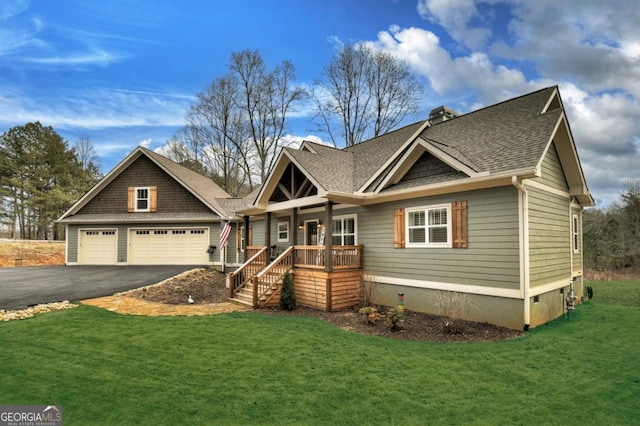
[452,201,468,248]
[393,208,405,248]
[127,187,135,212]
[149,186,157,212]
[248,225,253,245]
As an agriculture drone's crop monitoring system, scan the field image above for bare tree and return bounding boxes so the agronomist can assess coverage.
[229,50,307,184]
[168,50,306,195]
[313,44,424,147]
[74,135,101,172]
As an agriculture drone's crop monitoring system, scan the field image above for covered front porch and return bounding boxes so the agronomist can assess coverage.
[227,243,363,311]
[227,197,363,311]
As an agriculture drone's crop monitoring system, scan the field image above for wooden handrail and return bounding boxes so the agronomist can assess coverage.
[253,246,294,308]
[227,246,267,298]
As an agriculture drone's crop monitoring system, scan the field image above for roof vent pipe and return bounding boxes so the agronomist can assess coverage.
[428,105,460,125]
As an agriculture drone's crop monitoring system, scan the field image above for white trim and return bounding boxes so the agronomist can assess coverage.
[134,186,151,212]
[512,176,530,326]
[64,224,69,265]
[356,120,432,193]
[405,203,452,248]
[572,213,580,254]
[366,275,523,299]
[523,179,570,198]
[529,278,573,297]
[374,137,484,194]
[264,195,328,212]
[277,221,289,243]
[331,214,358,245]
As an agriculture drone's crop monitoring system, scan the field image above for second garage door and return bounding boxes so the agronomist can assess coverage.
[129,228,209,265]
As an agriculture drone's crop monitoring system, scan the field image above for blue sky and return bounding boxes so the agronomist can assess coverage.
[1,0,639,206]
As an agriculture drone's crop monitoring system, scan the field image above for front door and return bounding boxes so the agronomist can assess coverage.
[305,220,318,245]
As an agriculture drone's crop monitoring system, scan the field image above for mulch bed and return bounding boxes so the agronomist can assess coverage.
[126,267,524,343]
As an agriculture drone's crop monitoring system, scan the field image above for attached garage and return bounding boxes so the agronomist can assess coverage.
[78,229,118,265]
[128,227,210,265]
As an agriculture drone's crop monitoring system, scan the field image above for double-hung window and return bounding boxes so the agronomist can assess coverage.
[277,222,289,242]
[406,204,451,247]
[135,187,150,212]
[572,214,580,253]
[332,215,356,246]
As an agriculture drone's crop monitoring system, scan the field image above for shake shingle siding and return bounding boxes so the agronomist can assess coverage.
[528,187,571,286]
[357,187,520,289]
[77,156,211,215]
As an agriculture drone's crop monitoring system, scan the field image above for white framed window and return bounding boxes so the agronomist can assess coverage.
[239,225,245,252]
[332,215,357,246]
[406,204,451,247]
[135,187,150,212]
[572,214,580,253]
[277,222,289,242]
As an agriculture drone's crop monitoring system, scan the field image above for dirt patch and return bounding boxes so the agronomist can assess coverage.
[98,268,523,343]
[0,239,65,267]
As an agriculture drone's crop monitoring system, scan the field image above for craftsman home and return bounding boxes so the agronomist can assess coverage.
[231,86,593,330]
[59,86,592,330]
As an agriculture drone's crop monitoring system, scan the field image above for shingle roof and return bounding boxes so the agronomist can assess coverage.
[420,87,560,174]
[141,147,232,216]
[59,212,220,223]
[288,87,561,195]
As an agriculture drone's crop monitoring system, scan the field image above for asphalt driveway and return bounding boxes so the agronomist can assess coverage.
[0,265,203,310]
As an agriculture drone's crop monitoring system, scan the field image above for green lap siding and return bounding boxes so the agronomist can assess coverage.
[533,142,569,191]
[358,186,521,289]
[527,187,571,286]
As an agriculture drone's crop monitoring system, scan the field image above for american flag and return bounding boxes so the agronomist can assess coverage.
[220,221,232,249]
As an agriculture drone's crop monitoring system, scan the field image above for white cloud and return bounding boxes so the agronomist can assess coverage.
[0,0,29,20]
[139,138,152,148]
[0,86,191,130]
[417,0,491,49]
[21,47,130,66]
[364,2,640,205]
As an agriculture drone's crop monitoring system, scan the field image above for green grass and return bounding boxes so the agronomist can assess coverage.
[2,282,639,425]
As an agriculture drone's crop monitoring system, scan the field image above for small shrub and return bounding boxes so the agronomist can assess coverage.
[360,271,380,306]
[358,306,381,325]
[436,291,475,335]
[279,272,296,311]
[386,307,404,331]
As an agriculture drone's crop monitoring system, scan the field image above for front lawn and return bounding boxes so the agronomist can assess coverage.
[1,281,639,425]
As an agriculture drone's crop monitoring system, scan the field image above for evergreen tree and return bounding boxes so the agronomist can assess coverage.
[0,122,100,240]
[279,272,296,311]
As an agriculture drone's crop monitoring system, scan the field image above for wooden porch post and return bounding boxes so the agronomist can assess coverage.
[243,215,250,263]
[324,201,333,272]
[265,212,272,261]
[291,208,298,267]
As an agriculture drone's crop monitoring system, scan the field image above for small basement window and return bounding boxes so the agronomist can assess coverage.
[533,295,539,304]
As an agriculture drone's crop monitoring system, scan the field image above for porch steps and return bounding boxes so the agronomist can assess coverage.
[229,279,281,307]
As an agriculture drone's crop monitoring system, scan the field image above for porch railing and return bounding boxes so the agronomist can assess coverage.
[293,245,363,269]
[252,246,294,307]
[227,246,267,298]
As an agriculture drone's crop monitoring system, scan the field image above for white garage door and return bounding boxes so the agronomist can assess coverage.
[129,228,209,265]
[79,229,118,265]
